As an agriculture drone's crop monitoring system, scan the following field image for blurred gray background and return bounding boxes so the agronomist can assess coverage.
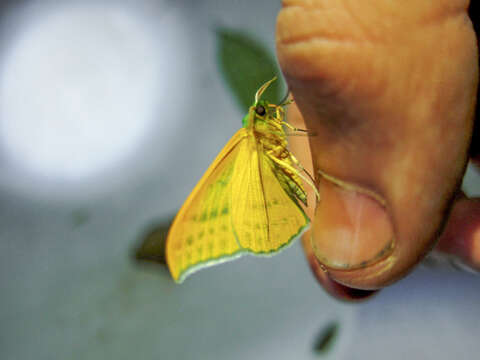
[0,1,479,359]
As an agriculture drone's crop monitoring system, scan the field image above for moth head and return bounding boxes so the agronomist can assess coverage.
[253,100,275,124]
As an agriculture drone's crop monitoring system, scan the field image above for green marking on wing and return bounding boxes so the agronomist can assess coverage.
[176,206,309,283]
[243,217,310,257]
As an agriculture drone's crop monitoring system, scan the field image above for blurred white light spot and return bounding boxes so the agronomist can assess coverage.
[0,3,166,180]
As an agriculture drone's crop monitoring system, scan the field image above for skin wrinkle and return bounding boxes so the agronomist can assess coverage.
[277,6,371,46]
[341,0,379,43]
[279,0,470,48]
[279,34,360,47]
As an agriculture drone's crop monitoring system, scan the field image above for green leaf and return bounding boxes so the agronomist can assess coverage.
[71,209,90,228]
[313,321,340,355]
[216,27,284,110]
[134,216,175,266]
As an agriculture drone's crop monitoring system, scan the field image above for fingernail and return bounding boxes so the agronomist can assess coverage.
[311,178,394,270]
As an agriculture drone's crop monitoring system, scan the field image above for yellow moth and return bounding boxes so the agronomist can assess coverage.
[166,78,317,282]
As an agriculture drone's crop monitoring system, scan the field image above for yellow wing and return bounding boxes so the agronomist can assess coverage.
[166,129,248,282]
[231,135,309,254]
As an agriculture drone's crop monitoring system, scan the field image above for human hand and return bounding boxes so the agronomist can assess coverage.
[276,0,479,300]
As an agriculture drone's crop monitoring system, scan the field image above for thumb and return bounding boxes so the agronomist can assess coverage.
[277,0,478,289]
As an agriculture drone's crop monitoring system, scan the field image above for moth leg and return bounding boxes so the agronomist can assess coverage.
[288,152,318,197]
[282,121,317,136]
[268,154,320,200]
[269,112,316,136]
[284,131,315,137]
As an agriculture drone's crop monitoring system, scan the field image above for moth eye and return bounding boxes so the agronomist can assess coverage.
[255,105,266,116]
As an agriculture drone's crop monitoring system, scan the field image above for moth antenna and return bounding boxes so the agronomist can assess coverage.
[255,77,277,104]
[303,168,316,189]
[278,88,292,106]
